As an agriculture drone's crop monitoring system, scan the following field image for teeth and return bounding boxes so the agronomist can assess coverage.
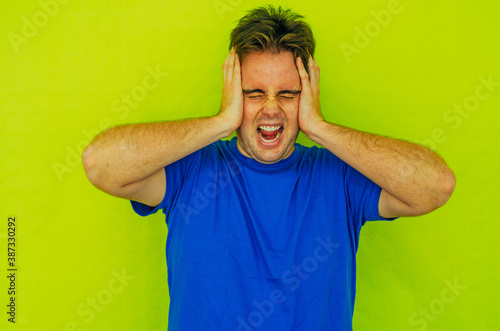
[258,125,282,131]
[258,131,281,142]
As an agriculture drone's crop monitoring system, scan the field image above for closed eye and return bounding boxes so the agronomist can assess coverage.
[248,95,294,100]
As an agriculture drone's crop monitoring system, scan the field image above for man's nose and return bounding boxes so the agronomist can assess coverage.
[262,98,281,117]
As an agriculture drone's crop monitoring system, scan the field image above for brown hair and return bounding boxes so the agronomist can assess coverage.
[229,5,315,74]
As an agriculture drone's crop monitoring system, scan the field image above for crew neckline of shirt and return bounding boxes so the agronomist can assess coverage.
[228,137,302,171]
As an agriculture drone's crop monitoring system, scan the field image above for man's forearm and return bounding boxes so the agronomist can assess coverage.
[83,48,243,199]
[307,121,456,213]
[82,115,232,190]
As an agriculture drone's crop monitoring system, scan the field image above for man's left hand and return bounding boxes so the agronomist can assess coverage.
[296,54,325,139]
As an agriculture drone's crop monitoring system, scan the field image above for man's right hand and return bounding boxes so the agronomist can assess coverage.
[83,48,245,207]
[218,47,243,134]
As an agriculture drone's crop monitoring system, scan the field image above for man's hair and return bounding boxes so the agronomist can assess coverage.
[230,5,315,74]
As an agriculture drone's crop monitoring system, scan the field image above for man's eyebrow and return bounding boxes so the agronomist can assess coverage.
[242,89,301,94]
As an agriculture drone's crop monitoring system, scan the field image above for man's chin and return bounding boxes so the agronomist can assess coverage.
[237,131,297,164]
[253,151,284,164]
[244,143,295,164]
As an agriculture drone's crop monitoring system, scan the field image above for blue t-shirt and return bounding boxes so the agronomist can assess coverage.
[131,137,397,331]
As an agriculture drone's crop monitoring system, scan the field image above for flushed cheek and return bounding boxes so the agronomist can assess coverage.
[241,105,261,128]
[283,108,299,127]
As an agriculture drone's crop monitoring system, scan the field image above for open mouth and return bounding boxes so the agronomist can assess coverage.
[257,125,283,143]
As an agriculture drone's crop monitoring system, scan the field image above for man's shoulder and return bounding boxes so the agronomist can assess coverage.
[204,138,234,156]
[201,139,341,167]
[189,138,236,165]
[295,143,336,160]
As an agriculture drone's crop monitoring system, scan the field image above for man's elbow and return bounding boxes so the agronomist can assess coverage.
[82,144,132,197]
[82,144,115,192]
[437,167,456,207]
[407,168,456,217]
[82,144,101,188]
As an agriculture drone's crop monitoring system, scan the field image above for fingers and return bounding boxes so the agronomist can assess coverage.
[223,48,232,81]
[223,47,233,82]
[308,55,320,95]
[297,56,311,94]
[308,55,319,84]
[233,50,241,84]
[219,48,244,130]
[223,47,241,84]
[227,48,236,82]
[297,54,320,95]
[233,48,240,70]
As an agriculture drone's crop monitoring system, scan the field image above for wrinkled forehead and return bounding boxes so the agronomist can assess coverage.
[240,51,301,91]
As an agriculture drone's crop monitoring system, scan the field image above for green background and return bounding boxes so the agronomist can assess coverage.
[1,0,499,330]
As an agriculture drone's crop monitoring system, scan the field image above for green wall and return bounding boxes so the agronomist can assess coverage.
[1,0,499,330]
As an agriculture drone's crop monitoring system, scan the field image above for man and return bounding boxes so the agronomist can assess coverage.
[82,5,455,331]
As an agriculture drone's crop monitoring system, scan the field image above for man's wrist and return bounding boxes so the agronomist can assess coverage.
[302,119,329,144]
[212,114,238,139]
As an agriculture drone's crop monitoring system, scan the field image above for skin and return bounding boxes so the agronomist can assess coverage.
[236,51,301,164]
[83,47,455,218]
[220,47,456,218]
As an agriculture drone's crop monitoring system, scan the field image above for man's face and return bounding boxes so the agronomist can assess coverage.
[237,50,301,164]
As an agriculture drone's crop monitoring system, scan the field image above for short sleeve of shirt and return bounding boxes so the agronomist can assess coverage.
[130,149,203,218]
[343,161,398,228]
